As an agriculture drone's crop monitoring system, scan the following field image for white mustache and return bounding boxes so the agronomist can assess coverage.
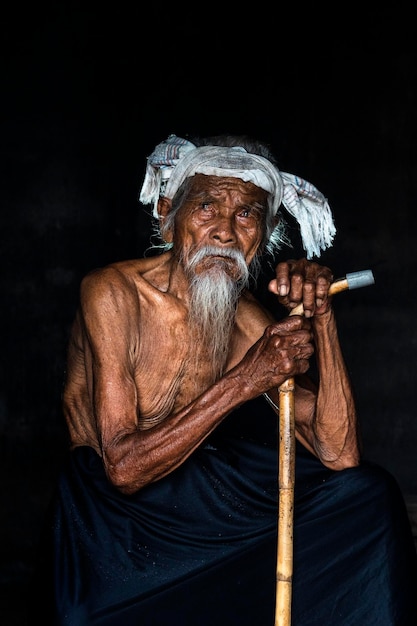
[188,246,247,271]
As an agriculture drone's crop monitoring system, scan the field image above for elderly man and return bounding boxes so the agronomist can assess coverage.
[31,134,417,625]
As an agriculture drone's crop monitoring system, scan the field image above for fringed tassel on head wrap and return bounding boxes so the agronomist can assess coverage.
[139,134,336,259]
[279,173,336,259]
[139,135,196,217]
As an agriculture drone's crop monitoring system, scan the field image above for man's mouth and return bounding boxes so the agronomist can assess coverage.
[202,254,236,267]
[193,254,242,280]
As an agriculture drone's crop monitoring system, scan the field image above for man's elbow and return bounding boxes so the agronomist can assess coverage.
[317,445,361,471]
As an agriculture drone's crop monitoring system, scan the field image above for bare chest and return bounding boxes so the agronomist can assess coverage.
[133,307,222,427]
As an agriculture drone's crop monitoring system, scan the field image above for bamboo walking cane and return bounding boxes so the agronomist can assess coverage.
[273,270,375,626]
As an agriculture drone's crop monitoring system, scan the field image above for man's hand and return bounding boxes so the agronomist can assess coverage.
[268,258,334,318]
[238,316,314,396]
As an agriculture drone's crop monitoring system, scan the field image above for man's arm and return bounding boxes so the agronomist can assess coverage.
[268,258,361,470]
[310,308,361,467]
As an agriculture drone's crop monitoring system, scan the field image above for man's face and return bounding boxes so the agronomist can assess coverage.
[173,174,268,277]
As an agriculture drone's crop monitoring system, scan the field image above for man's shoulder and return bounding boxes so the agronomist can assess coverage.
[79,255,172,306]
[81,261,136,290]
[82,255,164,287]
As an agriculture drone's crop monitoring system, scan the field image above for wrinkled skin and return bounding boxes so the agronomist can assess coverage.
[64,174,360,495]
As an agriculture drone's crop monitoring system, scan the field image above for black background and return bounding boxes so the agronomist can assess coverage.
[1,5,417,622]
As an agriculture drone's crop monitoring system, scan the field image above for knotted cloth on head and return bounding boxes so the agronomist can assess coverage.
[139,134,336,259]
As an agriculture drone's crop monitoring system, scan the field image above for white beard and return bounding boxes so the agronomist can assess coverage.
[183,246,251,383]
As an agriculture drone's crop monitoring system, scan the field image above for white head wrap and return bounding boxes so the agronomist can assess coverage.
[139,134,336,259]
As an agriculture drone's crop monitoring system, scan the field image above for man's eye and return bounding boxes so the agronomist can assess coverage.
[194,203,215,219]
[239,206,263,221]
[199,202,215,215]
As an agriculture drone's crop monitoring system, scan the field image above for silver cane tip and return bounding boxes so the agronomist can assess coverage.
[346,270,375,290]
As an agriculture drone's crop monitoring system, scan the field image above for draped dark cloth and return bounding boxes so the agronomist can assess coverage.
[30,397,417,625]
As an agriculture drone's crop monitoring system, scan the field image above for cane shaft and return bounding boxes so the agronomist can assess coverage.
[274,269,374,625]
[275,377,295,626]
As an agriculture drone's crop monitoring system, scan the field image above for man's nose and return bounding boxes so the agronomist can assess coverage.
[210,216,236,245]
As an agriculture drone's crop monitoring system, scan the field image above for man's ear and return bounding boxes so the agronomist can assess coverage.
[157,197,173,243]
[157,197,171,219]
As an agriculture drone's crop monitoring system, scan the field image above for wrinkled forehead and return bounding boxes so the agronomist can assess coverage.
[183,173,270,201]
[164,146,283,216]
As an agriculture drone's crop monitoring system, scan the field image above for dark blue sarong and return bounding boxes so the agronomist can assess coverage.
[30,397,417,625]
